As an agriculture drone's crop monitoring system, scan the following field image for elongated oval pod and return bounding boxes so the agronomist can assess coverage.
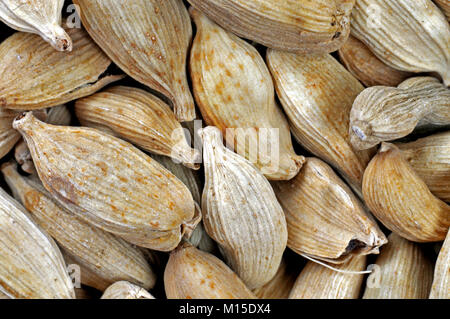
[272,157,387,264]
[75,86,200,169]
[0,108,20,159]
[266,49,372,190]
[46,105,72,126]
[200,126,288,289]
[434,0,450,20]
[164,242,256,299]
[429,230,450,298]
[0,291,9,299]
[350,77,450,150]
[190,10,304,180]
[0,0,72,51]
[338,35,413,87]
[0,26,123,110]
[289,256,367,299]
[253,259,298,299]
[363,143,450,242]
[12,112,198,251]
[1,161,156,291]
[351,0,450,85]
[187,0,355,53]
[0,187,75,299]
[396,131,450,202]
[73,0,195,122]
[363,233,434,299]
[101,281,155,299]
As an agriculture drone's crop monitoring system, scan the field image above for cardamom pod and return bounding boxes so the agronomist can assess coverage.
[101,281,155,299]
[253,259,298,299]
[434,0,450,20]
[200,126,288,289]
[350,77,450,150]
[429,230,450,299]
[363,233,434,299]
[46,104,72,126]
[13,112,199,251]
[75,86,200,169]
[73,0,195,122]
[0,108,20,160]
[362,143,450,242]
[190,10,304,180]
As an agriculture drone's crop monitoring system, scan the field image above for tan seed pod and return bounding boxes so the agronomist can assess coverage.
[351,0,450,86]
[46,104,72,126]
[0,0,72,51]
[363,143,450,242]
[13,112,199,251]
[1,161,156,291]
[396,131,450,202]
[14,139,35,174]
[338,35,413,87]
[266,50,373,191]
[0,108,21,160]
[164,242,257,299]
[75,86,200,169]
[289,256,367,299]
[253,259,298,299]
[186,221,217,254]
[434,0,450,20]
[187,0,355,53]
[350,77,450,150]
[200,126,288,289]
[429,230,450,298]
[73,0,195,122]
[190,10,304,180]
[101,281,155,299]
[363,233,434,299]
[0,26,123,110]
[272,157,387,264]
[0,187,75,299]
[0,291,9,299]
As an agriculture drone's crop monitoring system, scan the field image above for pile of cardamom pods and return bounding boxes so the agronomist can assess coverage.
[0,0,448,300]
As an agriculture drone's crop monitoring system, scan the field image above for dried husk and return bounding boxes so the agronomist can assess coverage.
[253,259,298,299]
[164,242,256,299]
[200,126,288,289]
[396,131,450,202]
[272,157,387,264]
[101,281,155,299]
[338,35,413,87]
[13,112,198,251]
[434,0,450,20]
[429,230,450,298]
[0,187,75,299]
[0,0,72,51]
[1,161,156,291]
[187,0,355,53]
[289,256,367,299]
[0,108,20,159]
[363,233,434,299]
[46,104,71,126]
[75,86,200,169]
[351,0,450,86]
[0,291,9,299]
[73,0,195,122]
[363,143,450,242]
[190,10,304,180]
[0,26,123,110]
[350,77,450,150]
[266,49,372,190]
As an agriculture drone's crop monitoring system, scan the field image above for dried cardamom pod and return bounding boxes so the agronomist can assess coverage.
[266,50,373,191]
[46,104,72,126]
[73,0,195,122]
[429,230,450,299]
[351,0,450,85]
[164,242,257,299]
[253,259,298,299]
[434,0,450,20]
[0,108,20,159]
[289,256,367,299]
[187,0,355,53]
[272,157,387,264]
[396,131,450,202]
[0,291,9,299]
[75,86,200,169]
[101,281,155,299]
[363,143,450,242]
[0,26,123,110]
[0,0,72,51]
[350,77,450,150]
[363,233,434,299]
[200,126,288,289]
[0,187,75,299]
[14,139,35,174]
[190,10,304,180]
[338,35,413,87]
[13,112,199,251]
[1,161,157,291]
